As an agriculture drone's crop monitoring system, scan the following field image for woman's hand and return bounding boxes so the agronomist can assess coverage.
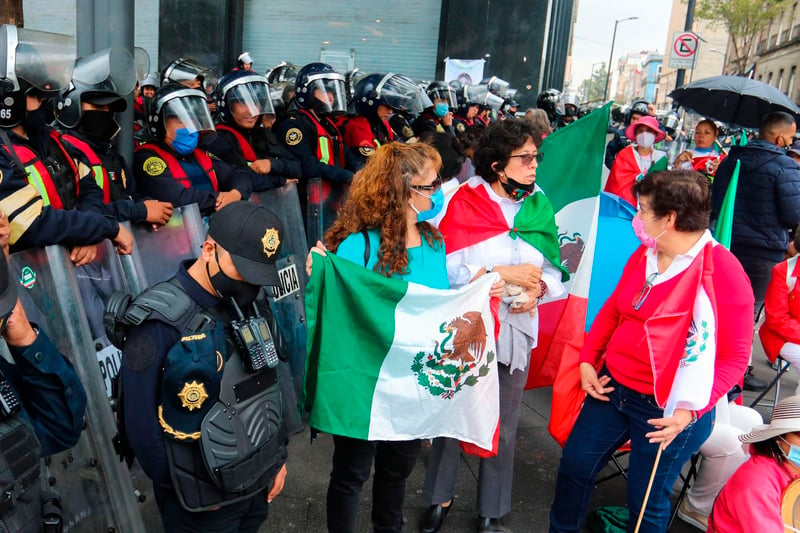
[674,150,692,166]
[493,264,542,289]
[266,464,287,503]
[646,408,694,448]
[70,244,98,266]
[580,362,614,401]
[489,279,505,298]
[509,286,542,315]
[305,240,327,276]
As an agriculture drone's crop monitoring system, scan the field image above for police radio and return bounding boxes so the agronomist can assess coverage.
[229,298,279,373]
[0,375,21,421]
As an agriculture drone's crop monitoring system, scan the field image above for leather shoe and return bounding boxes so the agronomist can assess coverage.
[477,516,511,533]
[743,366,768,392]
[419,503,451,533]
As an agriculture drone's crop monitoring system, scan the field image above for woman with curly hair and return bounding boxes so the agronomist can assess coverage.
[306,141,454,533]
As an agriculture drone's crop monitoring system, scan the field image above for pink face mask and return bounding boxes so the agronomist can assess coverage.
[632,215,665,250]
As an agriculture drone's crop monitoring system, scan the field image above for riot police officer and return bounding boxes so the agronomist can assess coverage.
[536,88,561,128]
[555,92,580,129]
[344,73,428,165]
[412,81,457,137]
[134,82,255,215]
[205,70,300,190]
[162,58,219,113]
[237,51,254,71]
[453,86,480,133]
[117,201,288,531]
[0,213,87,533]
[0,25,133,259]
[134,72,159,130]
[55,47,173,228]
[273,62,358,210]
[605,99,650,169]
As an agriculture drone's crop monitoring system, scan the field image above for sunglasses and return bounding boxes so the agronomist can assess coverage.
[632,273,658,311]
[410,176,443,192]
[508,153,542,166]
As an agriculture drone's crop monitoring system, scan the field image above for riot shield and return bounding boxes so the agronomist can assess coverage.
[9,245,146,532]
[306,178,347,247]
[251,183,308,432]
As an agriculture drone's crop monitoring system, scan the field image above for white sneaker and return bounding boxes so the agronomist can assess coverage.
[676,500,708,531]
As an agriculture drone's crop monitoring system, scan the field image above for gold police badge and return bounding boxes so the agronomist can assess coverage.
[177,381,209,411]
[285,128,303,146]
[144,156,167,176]
[358,146,375,157]
[262,227,280,257]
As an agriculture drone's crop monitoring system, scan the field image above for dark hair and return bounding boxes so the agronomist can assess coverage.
[473,119,545,183]
[759,111,796,138]
[696,119,718,136]
[794,224,800,252]
[432,132,466,180]
[751,437,787,465]
[632,170,711,232]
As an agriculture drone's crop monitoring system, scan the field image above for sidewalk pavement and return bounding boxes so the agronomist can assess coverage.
[263,344,789,532]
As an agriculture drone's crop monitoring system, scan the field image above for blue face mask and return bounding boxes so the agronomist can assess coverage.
[434,102,450,118]
[411,188,444,222]
[694,146,713,154]
[171,127,199,155]
[780,437,800,467]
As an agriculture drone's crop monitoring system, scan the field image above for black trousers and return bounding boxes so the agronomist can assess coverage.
[736,253,778,321]
[154,485,269,533]
[327,435,421,533]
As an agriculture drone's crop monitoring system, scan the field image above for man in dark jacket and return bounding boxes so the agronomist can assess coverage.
[712,111,800,389]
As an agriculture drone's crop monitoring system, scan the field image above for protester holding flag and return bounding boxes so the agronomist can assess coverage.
[604,115,668,207]
[306,142,448,533]
[421,119,568,533]
[673,119,726,179]
[549,170,753,532]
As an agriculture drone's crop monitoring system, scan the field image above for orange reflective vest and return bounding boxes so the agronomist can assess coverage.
[215,124,258,162]
[298,109,346,167]
[60,133,112,204]
[135,143,218,191]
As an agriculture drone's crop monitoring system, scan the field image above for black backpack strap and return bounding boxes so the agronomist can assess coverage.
[0,129,30,180]
[361,229,370,267]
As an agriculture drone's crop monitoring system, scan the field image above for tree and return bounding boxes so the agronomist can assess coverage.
[578,63,607,103]
[0,0,23,26]
[695,0,791,75]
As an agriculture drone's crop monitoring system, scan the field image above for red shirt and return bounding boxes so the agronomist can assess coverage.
[579,244,753,415]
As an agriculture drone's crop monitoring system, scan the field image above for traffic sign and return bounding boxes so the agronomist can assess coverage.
[669,31,698,69]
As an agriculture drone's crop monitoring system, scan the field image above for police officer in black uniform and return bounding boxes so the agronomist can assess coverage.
[536,88,561,129]
[0,213,87,533]
[117,201,289,532]
[205,70,301,189]
[412,81,457,137]
[605,99,650,169]
[134,83,260,216]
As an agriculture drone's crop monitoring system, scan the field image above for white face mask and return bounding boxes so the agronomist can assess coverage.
[636,131,656,148]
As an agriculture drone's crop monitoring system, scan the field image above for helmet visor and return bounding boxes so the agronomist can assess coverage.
[72,47,137,96]
[14,27,75,92]
[485,76,509,96]
[164,58,218,96]
[162,95,215,133]
[307,76,347,114]
[377,74,429,115]
[428,85,457,109]
[228,80,274,118]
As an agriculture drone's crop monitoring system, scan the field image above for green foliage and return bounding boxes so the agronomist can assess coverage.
[579,63,607,104]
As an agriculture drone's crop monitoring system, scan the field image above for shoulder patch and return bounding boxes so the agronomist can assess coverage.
[402,126,414,139]
[358,146,375,157]
[143,156,167,176]
[456,122,466,132]
[285,128,303,146]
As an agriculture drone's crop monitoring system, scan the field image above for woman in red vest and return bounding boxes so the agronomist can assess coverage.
[549,170,753,532]
[673,119,726,179]
[604,115,668,207]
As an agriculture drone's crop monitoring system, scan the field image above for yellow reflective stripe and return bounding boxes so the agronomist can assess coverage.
[77,160,105,191]
[0,184,44,245]
[374,139,381,148]
[318,138,331,165]
[24,165,51,207]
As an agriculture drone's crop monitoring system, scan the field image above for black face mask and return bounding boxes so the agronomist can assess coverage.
[22,103,54,136]
[79,110,120,141]
[206,247,261,308]
[500,174,535,201]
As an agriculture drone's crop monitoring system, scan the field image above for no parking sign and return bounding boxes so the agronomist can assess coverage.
[669,31,698,69]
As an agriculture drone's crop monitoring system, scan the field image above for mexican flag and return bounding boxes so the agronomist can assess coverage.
[304,252,500,450]
[525,102,612,388]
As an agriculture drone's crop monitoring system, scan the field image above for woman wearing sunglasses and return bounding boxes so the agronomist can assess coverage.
[421,119,569,533]
[549,170,753,532]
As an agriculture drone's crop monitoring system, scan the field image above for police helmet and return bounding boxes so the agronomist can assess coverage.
[237,51,253,70]
[0,25,76,128]
[426,81,457,110]
[140,73,159,91]
[55,47,136,129]
[556,92,580,117]
[354,73,431,117]
[266,61,299,84]
[483,76,510,97]
[161,57,219,98]
[345,68,366,114]
[536,88,561,120]
[147,82,216,142]
[215,70,274,125]
[663,111,680,137]
[627,99,650,124]
[294,62,347,116]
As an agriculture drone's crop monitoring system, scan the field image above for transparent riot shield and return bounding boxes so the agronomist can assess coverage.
[306,178,347,246]
[9,246,146,532]
[251,183,308,432]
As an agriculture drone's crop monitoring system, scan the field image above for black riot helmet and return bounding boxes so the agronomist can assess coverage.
[214,70,274,125]
[354,73,431,117]
[161,57,219,99]
[536,88,561,122]
[627,99,651,124]
[426,81,457,109]
[55,47,136,129]
[266,61,299,84]
[294,62,347,116]
[0,25,75,128]
[147,82,216,142]
[483,76,510,97]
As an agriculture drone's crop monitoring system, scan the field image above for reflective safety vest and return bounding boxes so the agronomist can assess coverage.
[215,124,257,162]
[135,143,219,191]
[298,109,346,167]
[4,130,80,210]
[60,133,112,204]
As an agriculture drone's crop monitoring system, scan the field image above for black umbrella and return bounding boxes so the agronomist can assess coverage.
[669,75,800,129]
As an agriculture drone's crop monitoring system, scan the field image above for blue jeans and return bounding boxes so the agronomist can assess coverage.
[549,370,714,533]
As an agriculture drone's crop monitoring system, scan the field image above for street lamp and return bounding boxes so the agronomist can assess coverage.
[604,16,639,102]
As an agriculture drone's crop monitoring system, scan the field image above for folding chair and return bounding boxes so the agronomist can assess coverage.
[748,356,791,409]
[668,453,702,529]
[595,441,631,484]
